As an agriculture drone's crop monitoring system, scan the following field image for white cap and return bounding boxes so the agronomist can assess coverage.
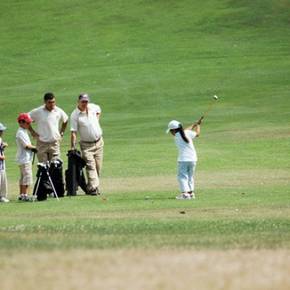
[0,123,7,131]
[78,93,90,102]
[166,120,181,133]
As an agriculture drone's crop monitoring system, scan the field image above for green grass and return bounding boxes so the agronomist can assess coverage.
[0,187,289,250]
[0,0,290,250]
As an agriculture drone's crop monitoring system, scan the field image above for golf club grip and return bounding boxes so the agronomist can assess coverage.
[198,116,204,124]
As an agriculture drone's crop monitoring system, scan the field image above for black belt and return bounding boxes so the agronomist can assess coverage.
[81,137,101,144]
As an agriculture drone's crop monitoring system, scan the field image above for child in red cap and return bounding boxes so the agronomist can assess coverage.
[16,113,37,201]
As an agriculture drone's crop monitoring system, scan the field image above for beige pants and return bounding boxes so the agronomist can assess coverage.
[19,163,33,186]
[37,140,60,163]
[0,170,8,198]
[80,138,104,192]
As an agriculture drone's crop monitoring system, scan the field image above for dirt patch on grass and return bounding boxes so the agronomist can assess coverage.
[1,249,290,290]
[6,168,289,198]
[101,169,289,193]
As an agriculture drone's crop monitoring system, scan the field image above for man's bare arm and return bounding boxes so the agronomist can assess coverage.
[71,131,77,149]
[28,125,39,139]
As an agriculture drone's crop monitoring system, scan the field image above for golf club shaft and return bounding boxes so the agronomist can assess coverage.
[203,101,215,118]
[32,151,36,165]
[198,96,218,124]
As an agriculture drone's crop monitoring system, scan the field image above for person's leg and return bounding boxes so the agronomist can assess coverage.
[20,185,28,194]
[80,142,99,193]
[177,162,190,193]
[187,162,196,198]
[19,163,33,201]
[36,140,49,163]
[48,141,60,161]
[0,170,9,202]
[0,171,3,198]
[18,165,23,198]
[94,138,104,193]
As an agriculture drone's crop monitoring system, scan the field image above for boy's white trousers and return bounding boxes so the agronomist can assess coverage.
[0,170,8,198]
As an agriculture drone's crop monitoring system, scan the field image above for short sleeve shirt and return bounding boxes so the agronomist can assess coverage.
[175,130,198,162]
[16,128,33,164]
[29,106,68,142]
[70,103,102,142]
[0,137,5,171]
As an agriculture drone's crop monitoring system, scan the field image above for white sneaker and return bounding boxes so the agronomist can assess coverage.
[0,197,10,203]
[176,193,192,200]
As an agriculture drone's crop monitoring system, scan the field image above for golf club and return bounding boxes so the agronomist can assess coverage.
[196,95,219,125]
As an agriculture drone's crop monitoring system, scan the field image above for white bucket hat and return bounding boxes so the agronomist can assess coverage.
[166,120,181,133]
[0,123,7,131]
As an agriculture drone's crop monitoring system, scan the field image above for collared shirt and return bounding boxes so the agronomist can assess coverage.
[16,128,33,164]
[175,130,198,162]
[70,103,102,142]
[29,105,68,143]
[0,137,5,171]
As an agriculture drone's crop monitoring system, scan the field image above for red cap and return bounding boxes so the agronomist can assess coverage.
[17,113,33,124]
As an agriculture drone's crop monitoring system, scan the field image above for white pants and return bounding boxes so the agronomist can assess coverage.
[0,170,8,198]
[177,161,196,193]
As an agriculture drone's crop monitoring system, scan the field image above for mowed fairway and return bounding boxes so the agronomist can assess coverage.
[0,0,290,289]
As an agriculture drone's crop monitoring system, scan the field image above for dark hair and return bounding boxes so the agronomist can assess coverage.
[176,125,189,143]
[43,92,55,102]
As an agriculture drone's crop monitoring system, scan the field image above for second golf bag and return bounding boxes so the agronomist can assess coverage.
[32,159,65,201]
[65,150,87,196]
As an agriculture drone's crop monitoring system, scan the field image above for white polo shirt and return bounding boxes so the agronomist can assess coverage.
[29,106,68,143]
[70,103,102,142]
[175,130,198,162]
[16,128,33,164]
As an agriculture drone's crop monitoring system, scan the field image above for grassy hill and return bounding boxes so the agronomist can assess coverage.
[0,0,289,176]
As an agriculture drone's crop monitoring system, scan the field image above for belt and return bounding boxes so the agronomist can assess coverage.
[80,137,102,144]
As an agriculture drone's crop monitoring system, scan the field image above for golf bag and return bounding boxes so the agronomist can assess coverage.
[32,159,65,201]
[49,159,65,197]
[65,150,87,196]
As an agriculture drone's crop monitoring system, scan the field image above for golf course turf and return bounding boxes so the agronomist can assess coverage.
[0,0,289,289]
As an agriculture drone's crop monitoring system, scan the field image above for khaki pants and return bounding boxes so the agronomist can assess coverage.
[80,138,104,192]
[0,170,8,198]
[19,163,33,186]
[37,140,60,163]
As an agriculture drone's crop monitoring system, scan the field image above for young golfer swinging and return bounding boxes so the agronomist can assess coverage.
[167,120,201,200]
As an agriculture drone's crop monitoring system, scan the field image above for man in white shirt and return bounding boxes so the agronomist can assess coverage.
[70,93,104,195]
[29,92,68,162]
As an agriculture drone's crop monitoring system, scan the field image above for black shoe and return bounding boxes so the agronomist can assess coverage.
[89,191,97,196]
[86,188,97,195]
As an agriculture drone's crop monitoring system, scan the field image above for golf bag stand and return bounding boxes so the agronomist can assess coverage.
[32,162,59,201]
